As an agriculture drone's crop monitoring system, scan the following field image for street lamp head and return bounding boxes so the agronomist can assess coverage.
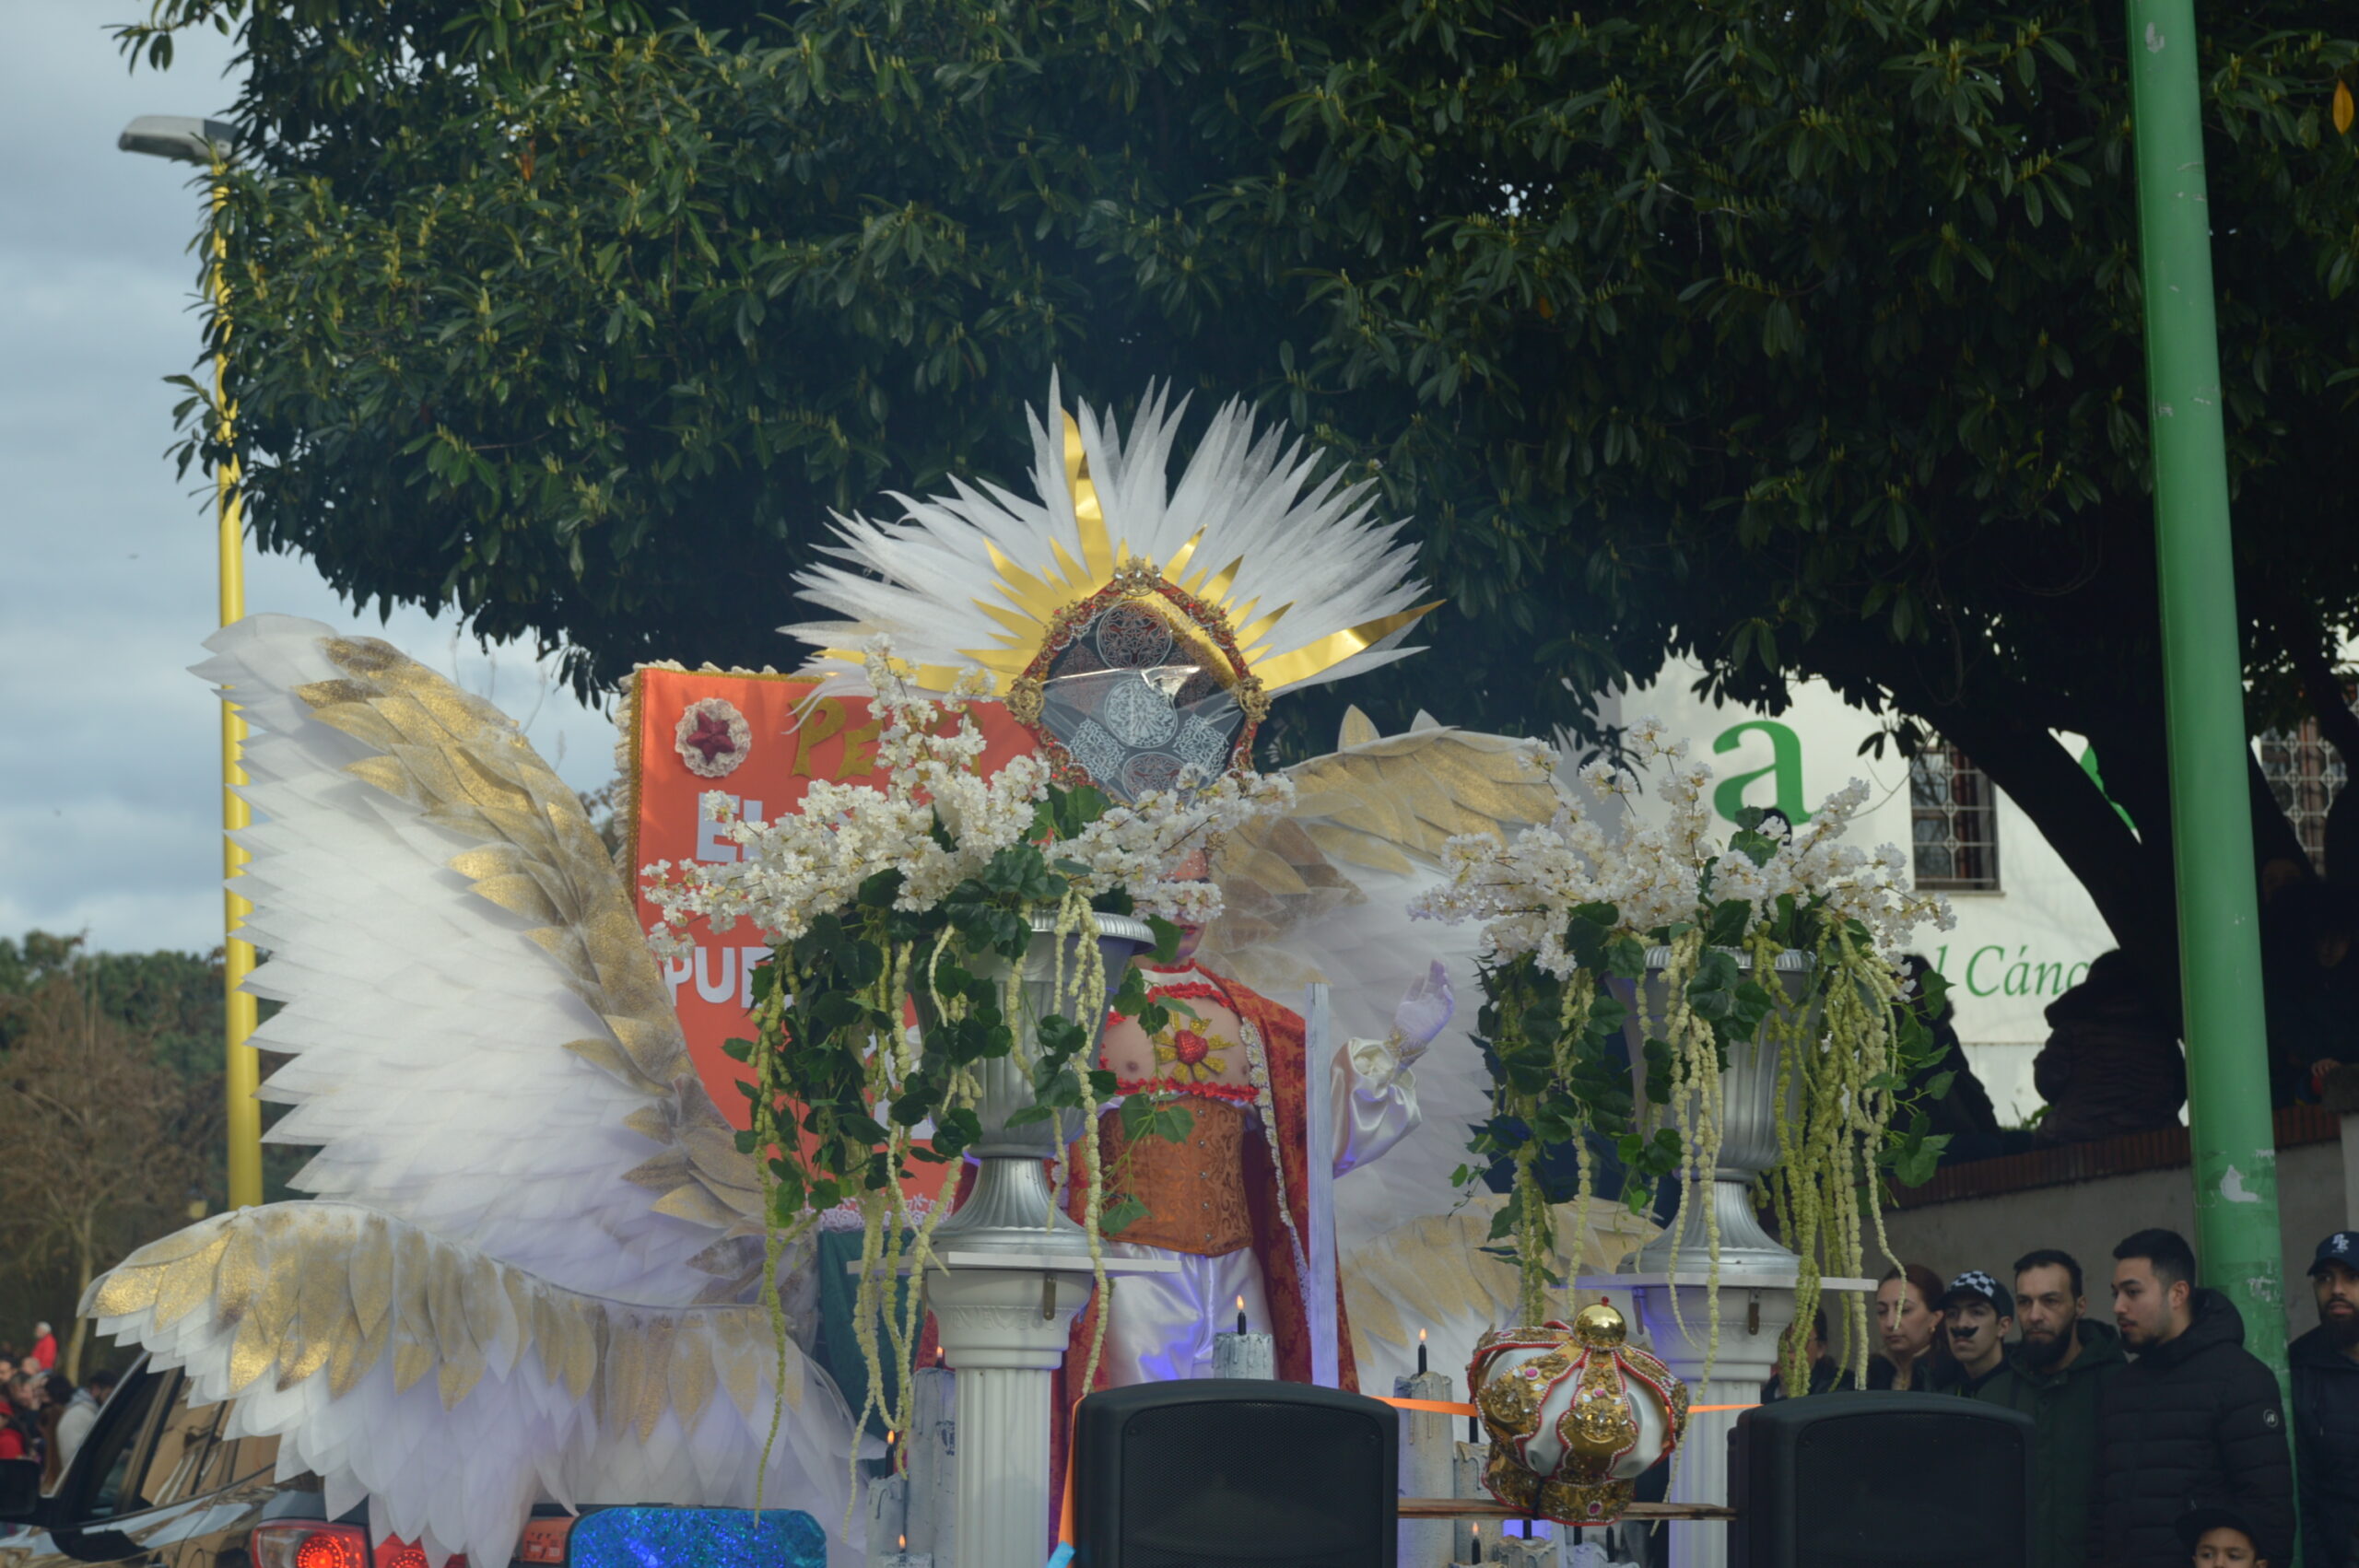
[119,114,239,165]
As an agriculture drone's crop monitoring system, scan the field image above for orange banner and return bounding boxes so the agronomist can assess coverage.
[625,666,1035,1199]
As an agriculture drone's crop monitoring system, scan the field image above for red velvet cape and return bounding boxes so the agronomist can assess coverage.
[934,968,1361,1532]
[1046,966,1359,1527]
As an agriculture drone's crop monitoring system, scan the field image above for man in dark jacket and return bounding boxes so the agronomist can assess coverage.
[1974,1248,2125,1568]
[2293,1231,2359,1568]
[2089,1229,2294,1568]
[1941,1270,2017,1397]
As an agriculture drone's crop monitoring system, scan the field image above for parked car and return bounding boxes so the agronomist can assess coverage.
[2,1358,745,1568]
[0,1354,334,1568]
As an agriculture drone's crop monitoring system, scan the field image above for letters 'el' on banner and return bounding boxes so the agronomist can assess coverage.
[624,666,1036,1200]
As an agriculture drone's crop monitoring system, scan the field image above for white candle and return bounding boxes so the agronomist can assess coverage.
[1396,1367,1453,1568]
[1211,1329,1274,1379]
[863,1472,908,1568]
[878,1536,933,1568]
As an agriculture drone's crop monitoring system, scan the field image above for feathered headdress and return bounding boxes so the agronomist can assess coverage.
[785,381,1438,801]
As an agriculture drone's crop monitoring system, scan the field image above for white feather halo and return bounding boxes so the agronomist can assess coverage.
[782,378,1438,703]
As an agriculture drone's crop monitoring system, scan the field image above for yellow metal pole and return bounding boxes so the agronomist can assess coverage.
[211,160,262,1211]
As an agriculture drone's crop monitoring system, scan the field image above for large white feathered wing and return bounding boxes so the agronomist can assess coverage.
[87,1206,852,1563]
[85,615,856,1565]
[1192,708,1572,1388]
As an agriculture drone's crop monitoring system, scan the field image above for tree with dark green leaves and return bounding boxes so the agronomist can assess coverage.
[0,930,221,1080]
[120,0,2359,1008]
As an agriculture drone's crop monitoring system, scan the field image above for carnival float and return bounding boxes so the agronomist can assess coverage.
[78,384,1948,1568]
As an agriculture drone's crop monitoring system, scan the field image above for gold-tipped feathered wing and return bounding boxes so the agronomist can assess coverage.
[87,1205,819,1549]
[279,626,765,1266]
[83,614,854,1568]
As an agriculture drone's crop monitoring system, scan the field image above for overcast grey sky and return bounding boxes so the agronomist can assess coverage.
[2,2,615,957]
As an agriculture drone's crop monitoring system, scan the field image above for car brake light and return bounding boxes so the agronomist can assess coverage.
[375,1540,467,1568]
[515,1518,574,1565]
[252,1524,370,1568]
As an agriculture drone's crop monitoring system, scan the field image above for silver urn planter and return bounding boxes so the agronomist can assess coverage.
[921,909,1154,1262]
[1610,946,1819,1276]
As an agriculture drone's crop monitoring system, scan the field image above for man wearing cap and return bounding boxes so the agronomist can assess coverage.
[2293,1231,2359,1568]
[1941,1270,2017,1397]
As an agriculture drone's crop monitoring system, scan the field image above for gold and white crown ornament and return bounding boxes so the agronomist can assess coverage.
[1470,1302,1690,1527]
[786,379,1438,802]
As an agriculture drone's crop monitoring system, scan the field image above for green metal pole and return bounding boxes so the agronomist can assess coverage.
[2124,0,2289,1383]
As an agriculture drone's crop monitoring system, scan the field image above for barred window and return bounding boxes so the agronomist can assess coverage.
[1911,744,2001,891]
[2258,718,2345,872]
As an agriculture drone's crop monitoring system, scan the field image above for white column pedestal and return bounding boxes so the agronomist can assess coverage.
[1583,1271,1872,1568]
[916,1251,1181,1568]
[923,1264,1094,1568]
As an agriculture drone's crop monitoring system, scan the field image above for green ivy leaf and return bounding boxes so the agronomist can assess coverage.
[1146,915,1185,965]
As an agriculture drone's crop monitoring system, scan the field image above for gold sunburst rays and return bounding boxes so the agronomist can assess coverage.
[827,403,1438,697]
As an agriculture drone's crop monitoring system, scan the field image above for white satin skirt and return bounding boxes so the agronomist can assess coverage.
[1097,1241,1275,1385]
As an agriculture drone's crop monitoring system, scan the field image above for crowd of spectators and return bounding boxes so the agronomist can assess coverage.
[1766,1226,2359,1568]
[0,1326,119,1496]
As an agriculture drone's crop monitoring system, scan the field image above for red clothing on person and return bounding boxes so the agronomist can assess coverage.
[26,1334,55,1371]
[1046,970,1359,1526]
[0,1420,25,1461]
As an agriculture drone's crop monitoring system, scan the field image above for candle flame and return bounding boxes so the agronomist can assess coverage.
[1236,1294,1245,1311]
[1419,1328,1427,1343]
[898,1538,907,1552]
[886,1430,896,1445]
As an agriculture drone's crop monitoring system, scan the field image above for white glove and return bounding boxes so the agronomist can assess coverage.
[1389,961,1455,1066]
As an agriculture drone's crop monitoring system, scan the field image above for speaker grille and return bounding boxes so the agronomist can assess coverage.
[1115,1399,1388,1567]
[1788,1411,2025,1566]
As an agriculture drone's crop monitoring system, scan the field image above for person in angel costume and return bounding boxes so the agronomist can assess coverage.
[80,381,1576,1566]
[784,385,1515,1400]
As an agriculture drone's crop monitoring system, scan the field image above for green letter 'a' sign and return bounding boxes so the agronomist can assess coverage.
[1711,720,1813,825]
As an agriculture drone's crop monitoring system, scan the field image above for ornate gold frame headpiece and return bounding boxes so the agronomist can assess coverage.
[788,382,1440,790]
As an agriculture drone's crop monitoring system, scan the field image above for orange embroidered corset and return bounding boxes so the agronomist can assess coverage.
[1093,1095,1253,1257]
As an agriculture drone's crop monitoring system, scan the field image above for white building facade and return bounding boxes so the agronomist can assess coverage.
[1609,661,2118,1124]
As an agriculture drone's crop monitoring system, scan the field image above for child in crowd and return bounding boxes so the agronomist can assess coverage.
[2181,1507,2269,1568]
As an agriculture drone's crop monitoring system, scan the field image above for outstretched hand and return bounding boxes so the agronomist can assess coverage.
[1390,961,1455,1063]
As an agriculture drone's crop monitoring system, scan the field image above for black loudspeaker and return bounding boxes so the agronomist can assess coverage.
[1073,1379,1398,1568]
[1730,1392,2033,1567]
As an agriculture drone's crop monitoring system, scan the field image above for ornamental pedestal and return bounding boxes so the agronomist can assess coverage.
[1587,950,1872,1568]
[923,1260,1093,1568]
[914,911,1172,1568]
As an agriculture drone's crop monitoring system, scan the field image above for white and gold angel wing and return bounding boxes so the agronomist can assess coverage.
[85,616,854,1565]
[88,1205,851,1566]
[1195,708,1565,1389]
[206,615,764,1298]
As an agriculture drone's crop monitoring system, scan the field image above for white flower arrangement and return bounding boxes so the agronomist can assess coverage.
[643,644,1293,953]
[637,640,1293,1500]
[1410,718,1956,1391]
[1412,723,1953,967]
